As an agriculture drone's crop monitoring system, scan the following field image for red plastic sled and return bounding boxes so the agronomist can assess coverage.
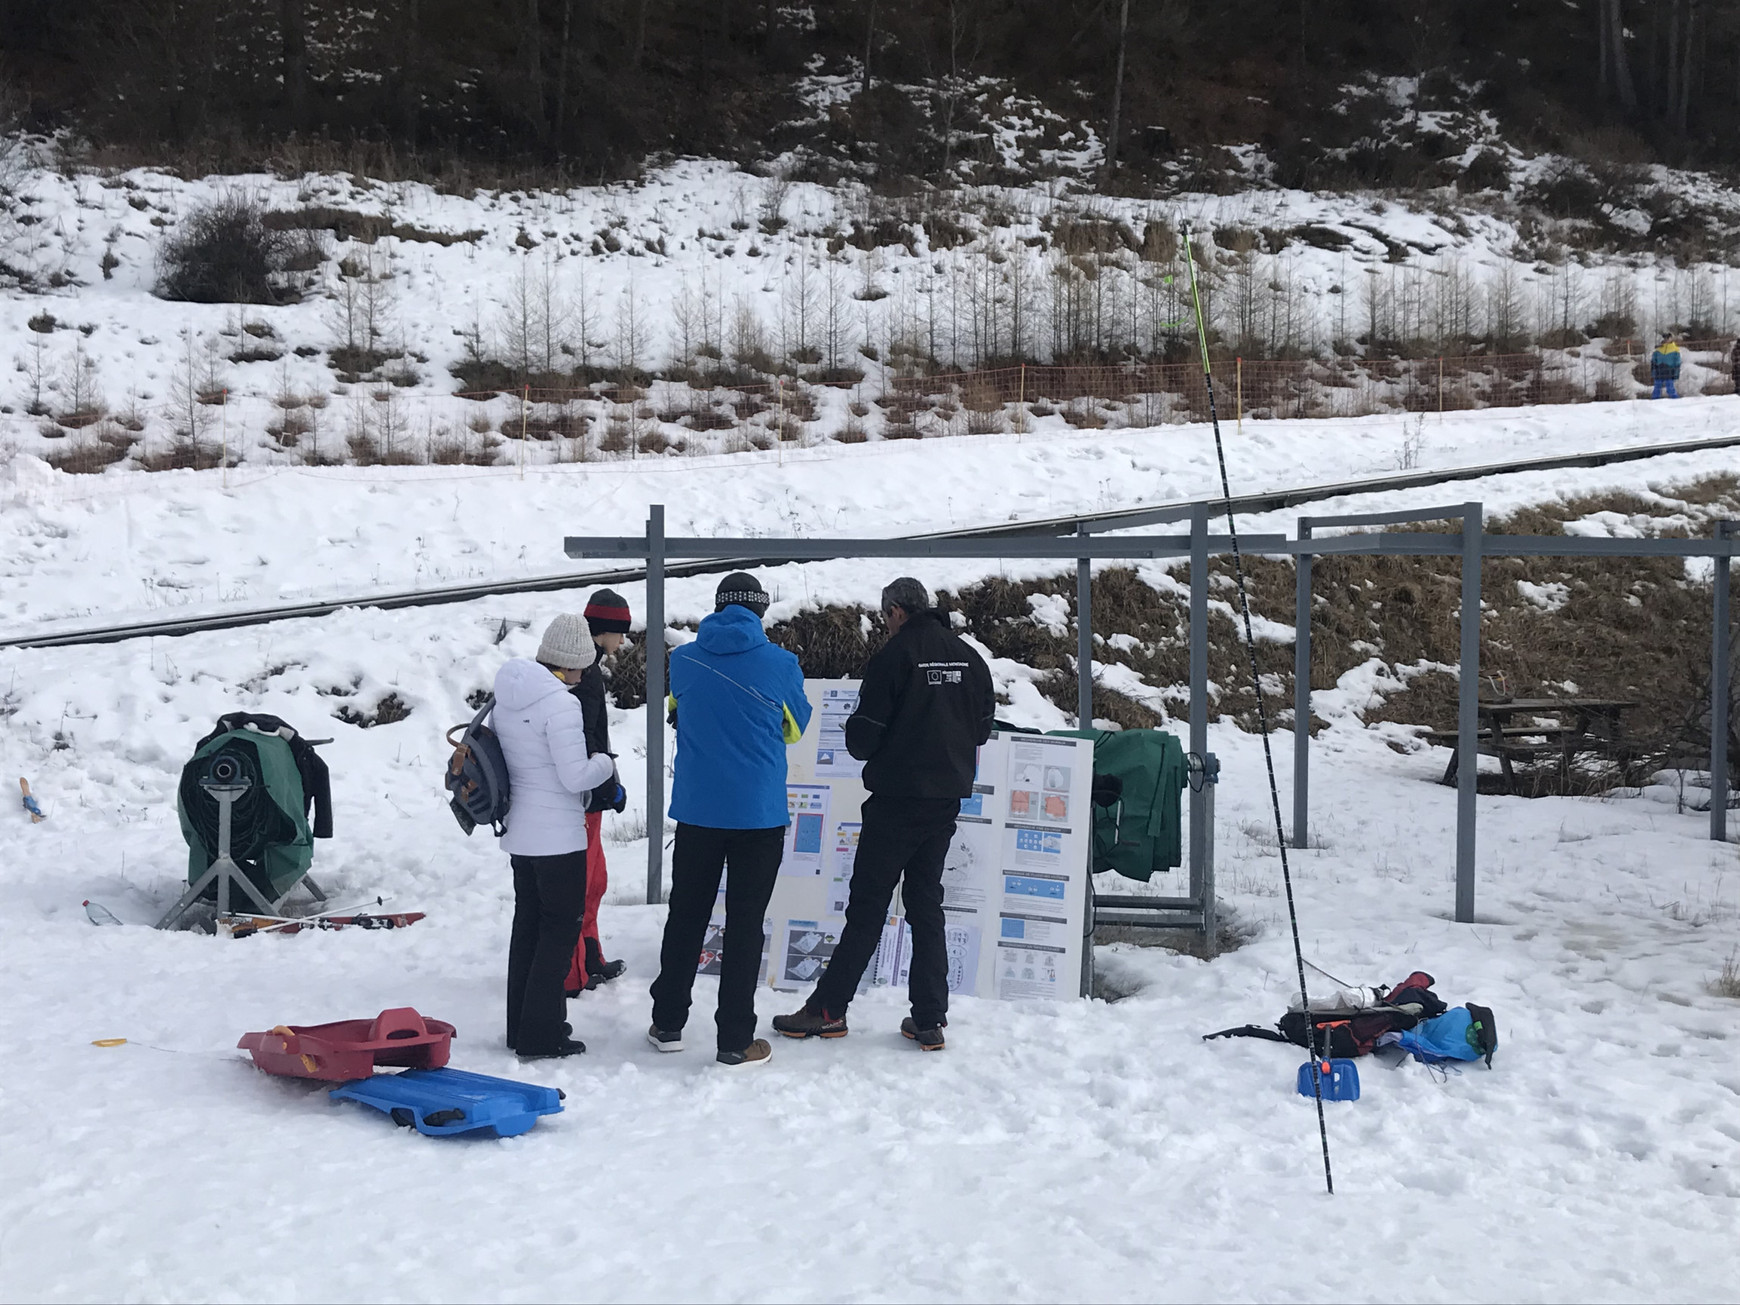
[238,1007,455,1081]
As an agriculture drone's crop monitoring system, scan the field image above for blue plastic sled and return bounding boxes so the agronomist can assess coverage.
[330,1067,564,1138]
[1297,1059,1360,1101]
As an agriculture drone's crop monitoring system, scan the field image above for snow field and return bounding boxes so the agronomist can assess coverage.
[7,392,1740,640]
[1,399,1738,1301]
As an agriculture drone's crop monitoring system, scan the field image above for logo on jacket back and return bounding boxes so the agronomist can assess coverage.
[924,660,966,686]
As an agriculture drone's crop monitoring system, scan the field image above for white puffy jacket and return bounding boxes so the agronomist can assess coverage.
[492,658,616,857]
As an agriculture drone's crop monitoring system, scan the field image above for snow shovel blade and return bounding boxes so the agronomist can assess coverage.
[1297,1058,1360,1102]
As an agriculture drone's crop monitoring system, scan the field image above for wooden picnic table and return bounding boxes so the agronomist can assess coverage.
[1426,697,1638,793]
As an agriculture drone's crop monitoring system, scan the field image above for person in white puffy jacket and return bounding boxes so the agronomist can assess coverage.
[493,614,618,1059]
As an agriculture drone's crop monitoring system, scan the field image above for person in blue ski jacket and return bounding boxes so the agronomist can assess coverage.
[1650,334,1682,398]
[647,572,811,1068]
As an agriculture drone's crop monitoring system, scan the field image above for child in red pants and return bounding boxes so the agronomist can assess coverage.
[565,590,633,995]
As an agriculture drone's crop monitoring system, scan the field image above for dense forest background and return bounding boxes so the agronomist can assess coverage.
[1,1,1738,187]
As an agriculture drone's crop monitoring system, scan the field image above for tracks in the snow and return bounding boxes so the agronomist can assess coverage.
[7,431,1738,651]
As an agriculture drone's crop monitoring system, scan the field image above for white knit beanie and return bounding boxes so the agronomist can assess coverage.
[536,613,598,671]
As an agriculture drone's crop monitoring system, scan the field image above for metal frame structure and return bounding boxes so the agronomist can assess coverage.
[1291,507,1737,921]
[568,501,1737,935]
[566,506,1270,933]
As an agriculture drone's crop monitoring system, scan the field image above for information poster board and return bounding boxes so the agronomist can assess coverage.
[698,679,1093,1002]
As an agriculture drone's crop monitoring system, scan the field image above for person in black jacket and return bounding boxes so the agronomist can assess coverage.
[563,589,632,997]
[772,577,994,1051]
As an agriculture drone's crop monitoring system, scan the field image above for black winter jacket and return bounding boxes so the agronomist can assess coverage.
[569,656,621,810]
[845,611,996,799]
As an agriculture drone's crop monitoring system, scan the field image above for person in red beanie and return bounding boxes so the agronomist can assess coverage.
[564,588,633,996]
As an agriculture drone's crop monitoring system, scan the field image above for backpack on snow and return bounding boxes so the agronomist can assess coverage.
[445,695,510,836]
[1203,971,1457,1060]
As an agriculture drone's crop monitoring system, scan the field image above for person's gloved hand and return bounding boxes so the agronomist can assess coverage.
[609,783,628,814]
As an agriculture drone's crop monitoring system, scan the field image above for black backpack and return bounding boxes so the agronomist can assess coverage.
[444,696,511,836]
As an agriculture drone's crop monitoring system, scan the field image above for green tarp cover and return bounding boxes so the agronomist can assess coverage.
[176,729,313,902]
[1048,728,1188,882]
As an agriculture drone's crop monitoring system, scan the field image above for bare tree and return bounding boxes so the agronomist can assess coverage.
[614,277,645,378]
[60,335,105,425]
[17,315,52,415]
[170,326,214,454]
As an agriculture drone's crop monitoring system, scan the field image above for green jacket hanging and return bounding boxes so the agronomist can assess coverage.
[1048,727,1188,881]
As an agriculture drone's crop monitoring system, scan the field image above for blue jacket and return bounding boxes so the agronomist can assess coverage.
[668,605,811,829]
[1651,342,1682,379]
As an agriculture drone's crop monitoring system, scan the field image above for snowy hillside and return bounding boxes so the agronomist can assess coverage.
[7,152,1740,478]
[1,388,1737,1299]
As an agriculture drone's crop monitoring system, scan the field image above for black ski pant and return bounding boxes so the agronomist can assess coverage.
[507,849,588,1052]
[812,795,960,1029]
[650,823,783,1052]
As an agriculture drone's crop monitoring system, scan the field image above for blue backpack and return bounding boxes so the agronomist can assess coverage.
[444,696,511,836]
[1395,1004,1498,1066]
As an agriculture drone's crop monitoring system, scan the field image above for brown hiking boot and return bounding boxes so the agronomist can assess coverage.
[771,1000,848,1039]
[901,1017,947,1051]
[716,1038,773,1068]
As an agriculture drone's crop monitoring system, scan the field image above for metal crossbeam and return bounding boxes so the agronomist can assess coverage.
[565,534,1291,561]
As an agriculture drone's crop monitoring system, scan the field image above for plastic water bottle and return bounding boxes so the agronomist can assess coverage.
[83,900,123,926]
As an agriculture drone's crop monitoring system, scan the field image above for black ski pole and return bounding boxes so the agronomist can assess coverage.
[1182,222,1335,1197]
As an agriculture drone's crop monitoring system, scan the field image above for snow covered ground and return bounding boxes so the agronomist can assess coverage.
[7,391,1740,641]
[1,397,1738,1302]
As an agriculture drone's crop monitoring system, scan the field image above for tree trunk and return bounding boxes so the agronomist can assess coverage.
[1107,0,1130,172]
[862,0,876,95]
[402,0,421,147]
[1677,0,1699,132]
[1597,0,1610,95]
[555,0,573,154]
[630,0,649,69]
[524,0,545,140]
[279,0,307,132]
[1666,0,1681,123]
[1607,0,1638,112]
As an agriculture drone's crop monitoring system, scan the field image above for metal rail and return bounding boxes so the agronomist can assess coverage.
[6,432,1740,651]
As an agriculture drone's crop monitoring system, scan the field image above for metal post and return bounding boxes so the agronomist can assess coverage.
[1456,503,1482,923]
[1188,504,1209,896]
[1076,523,1093,729]
[1713,521,1733,842]
[215,792,233,918]
[645,505,666,904]
[1293,519,1312,849]
[1201,752,1220,949]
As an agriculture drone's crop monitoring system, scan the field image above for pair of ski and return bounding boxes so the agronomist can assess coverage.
[20,778,44,822]
[219,896,425,939]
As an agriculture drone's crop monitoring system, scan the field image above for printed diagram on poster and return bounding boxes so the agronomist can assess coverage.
[739,680,1092,1002]
[944,921,982,995]
[700,883,771,984]
[828,822,861,914]
[780,919,842,984]
[781,784,831,876]
[814,685,864,779]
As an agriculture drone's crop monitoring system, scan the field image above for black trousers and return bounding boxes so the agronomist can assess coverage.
[650,823,784,1052]
[507,850,587,1052]
[813,795,960,1028]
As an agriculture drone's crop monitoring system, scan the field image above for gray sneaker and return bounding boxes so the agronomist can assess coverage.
[716,1038,773,1068]
[647,1025,684,1053]
[901,1017,947,1051]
